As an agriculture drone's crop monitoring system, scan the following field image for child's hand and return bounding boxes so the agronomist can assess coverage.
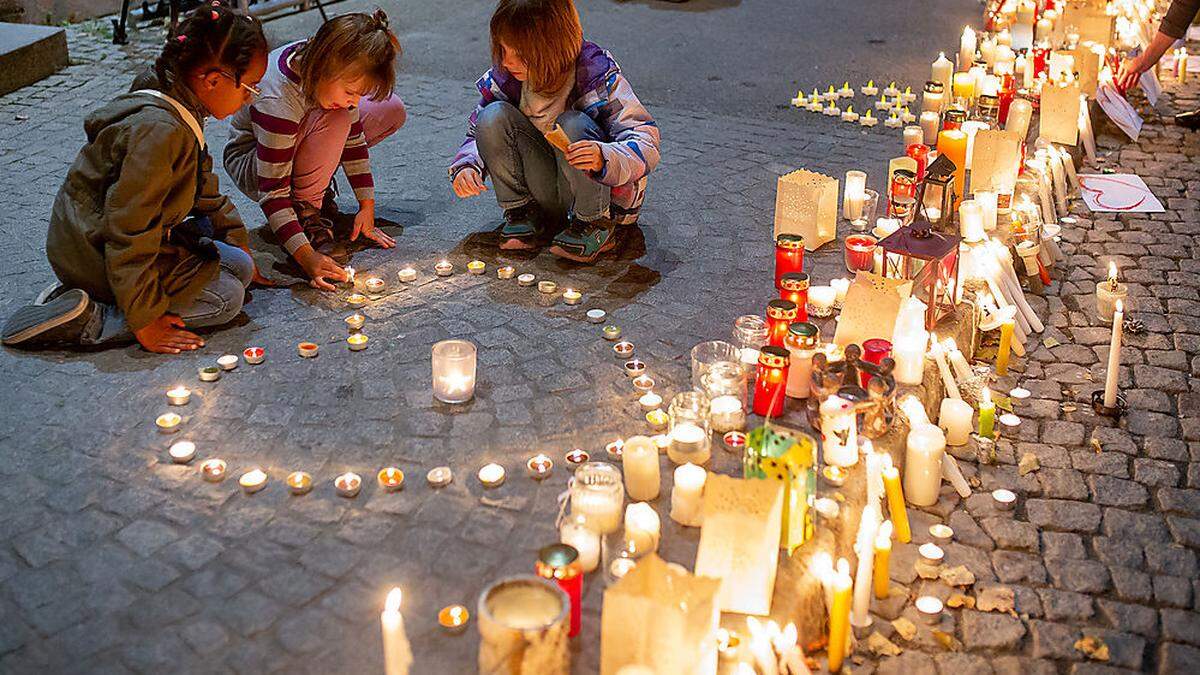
[352,201,395,248]
[452,168,488,198]
[566,140,604,172]
[134,314,204,354]
[296,246,349,291]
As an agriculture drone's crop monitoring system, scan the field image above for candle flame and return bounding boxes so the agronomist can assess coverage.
[385,588,402,613]
[836,557,851,578]
[876,520,894,546]
[867,79,874,87]
[1108,261,1118,282]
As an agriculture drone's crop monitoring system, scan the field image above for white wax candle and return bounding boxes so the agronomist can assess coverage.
[820,395,858,467]
[1103,301,1123,408]
[903,125,925,149]
[830,278,851,304]
[709,394,745,432]
[844,171,867,221]
[851,504,881,626]
[976,190,998,231]
[932,52,954,106]
[920,111,940,145]
[624,502,661,553]
[622,435,660,501]
[961,120,988,170]
[808,286,836,313]
[904,424,945,506]
[943,337,973,382]
[898,394,930,427]
[938,398,974,446]
[959,200,985,242]
[670,463,706,526]
[1007,98,1033,140]
[864,442,886,509]
[669,422,710,466]
[560,515,600,573]
[572,488,623,534]
[929,335,961,400]
[959,27,976,71]
[785,345,815,399]
[381,589,413,675]
[891,298,929,385]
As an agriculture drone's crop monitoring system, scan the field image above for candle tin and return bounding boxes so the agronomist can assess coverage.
[467,260,486,275]
[587,309,608,324]
[537,280,558,294]
[239,469,268,494]
[517,273,536,286]
[478,463,506,487]
[564,449,590,466]
[631,374,655,392]
[298,342,319,358]
[287,471,313,495]
[217,354,239,370]
[435,261,454,277]
[364,277,385,294]
[398,267,418,283]
[168,441,196,464]
[438,605,470,634]
[198,366,222,382]
[347,334,369,351]
[623,359,646,378]
[613,341,634,359]
[525,454,554,479]
[345,314,365,332]
[562,289,582,305]
[722,430,747,452]
[155,413,182,433]
[605,439,625,458]
[242,347,265,365]
[601,325,620,340]
[426,466,453,488]
[200,458,227,482]
[377,467,405,491]
[335,472,362,497]
[496,265,516,279]
[166,387,191,406]
[346,293,368,307]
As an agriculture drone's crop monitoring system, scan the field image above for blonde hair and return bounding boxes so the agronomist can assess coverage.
[490,0,582,94]
[295,9,401,101]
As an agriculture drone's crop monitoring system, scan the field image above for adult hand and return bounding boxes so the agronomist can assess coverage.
[134,313,204,354]
[566,140,604,172]
[296,246,348,291]
[1116,55,1145,91]
[452,167,488,198]
[351,201,395,248]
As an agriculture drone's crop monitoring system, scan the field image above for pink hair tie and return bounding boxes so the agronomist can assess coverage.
[176,34,187,42]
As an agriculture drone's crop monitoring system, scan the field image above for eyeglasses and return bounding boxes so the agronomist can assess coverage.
[217,70,261,97]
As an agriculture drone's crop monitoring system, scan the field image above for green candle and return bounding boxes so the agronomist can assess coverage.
[978,388,996,439]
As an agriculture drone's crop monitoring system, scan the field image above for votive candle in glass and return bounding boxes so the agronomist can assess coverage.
[843,170,867,221]
[779,272,810,322]
[784,322,820,399]
[559,513,600,573]
[765,299,798,348]
[432,339,477,403]
[667,391,712,465]
[701,361,748,433]
[751,346,790,418]
[569,462,624,534]
[906,143,930,181]
[844,234,877,273]
[860,337,892,389]
[690,340,740,389]
[774,234,805,289]
[1096,262,1128,323]
[732,314,769,377]
[535,543,583,637]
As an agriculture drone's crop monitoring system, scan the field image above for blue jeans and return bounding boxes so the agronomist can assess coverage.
[85,240,254,344]
[474,102,610,222]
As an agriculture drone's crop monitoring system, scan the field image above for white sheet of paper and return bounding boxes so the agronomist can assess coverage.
[1095,83,1143,141]
[1077,174,1164,213]
[1138,68,1162,106]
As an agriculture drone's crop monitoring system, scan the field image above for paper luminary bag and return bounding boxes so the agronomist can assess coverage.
[1061,5,1115,49]
[694,473,784,616]
[833,271,913,348]
[774,169,838,251]
[968,130,1022,194]
[599,554,721,675]
[1073,42,1105,98]
[1040,79,1082,146]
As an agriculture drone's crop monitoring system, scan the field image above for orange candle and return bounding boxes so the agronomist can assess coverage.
[873,521,894,599]
[881,457,911,543]
[937,129,968,202]
[828,562,853,672]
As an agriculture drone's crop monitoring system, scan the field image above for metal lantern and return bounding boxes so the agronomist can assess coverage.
[917,153,957,232]
[877,219,961,330]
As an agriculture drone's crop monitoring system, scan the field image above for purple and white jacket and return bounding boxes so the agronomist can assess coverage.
[449,41,660,225]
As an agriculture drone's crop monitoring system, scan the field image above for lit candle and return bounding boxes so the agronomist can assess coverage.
[929,333,961,400]
[861,80,878,96]
[432,339,477,403]
[880,456,910,543]
[381,588,413,675]
[932,52,954,104]
[1096,262,1128,323]
[623,502,661,553]
[426,466,453,488]
[166,386,191,406]
[840,105,859,123]
[852,505,881,626]
[345,313,365,331]
[335,472,362,497]
[365,276,385,293]
[638,391,662,411]
[959,26,976,70]
[438,605,470,634]
[562,289,582,305]
[891,297,928,385]
[168,441,196,464]
[478,463,506,488]
[287,471,313,495]
[997,315,1014,375]
[959,199,985,242]
[622,436,660,501]
[239,468,267,494]
[919,111,940,145]
[807,286,836,315]
[978,388,996,439]
[898,393,929,426]
[904,424,945,506]
[929,523,953,541]
[915,595,944,624]
[1103,300,1123,409]
[496,265,515,280]
[827,560,852,673]
[467,260,486,275]
[559,513,600,573]
[670,463,706,527]
[624,359,646,378]
[939,398,973,446]
[346,293,368,307]
[943,336,973,383]
[819,395,858,467]
[200,458,226,482]
[525,454,553,480]
[904,124,924,149]
[347,333,369,351]
[397,266,417,282]
[155,412,181,434]
[976,190,998,231]
[873,520,893,599]
[843,171,867,221]
[435,260,453,276]
[709,394,745,432]
[632,375,655,393]
[936,129,968,201]
[377,467,406,491]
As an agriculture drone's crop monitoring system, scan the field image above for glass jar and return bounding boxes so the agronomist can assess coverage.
[701,361,747,433]
[690,340,740,390]
[942,107,967,131]
[569,462,624,534]
[904,145,928,183]
[733,314,769,380]
[774,234,805,289]
[976,93,1000,126]
[667,391,712,465]
[431,339,477,403]
[752,346,790,418]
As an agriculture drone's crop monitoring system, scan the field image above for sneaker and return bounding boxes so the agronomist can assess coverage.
[2,289,96,347]
[34,281,64,305]
[548,216,619,263]
[298,204,336,255]
[499,204,543,250]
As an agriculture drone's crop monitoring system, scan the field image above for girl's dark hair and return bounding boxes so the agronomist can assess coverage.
[294,9,401,102]
[155,2,267,89]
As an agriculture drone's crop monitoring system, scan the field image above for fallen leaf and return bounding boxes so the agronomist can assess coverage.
[1018,452,1040,476]
[940,565,976,587]
[867,631,903,657]
[994,394,1014,412]
[1075,635,1110,661]
[1090,437,1103,453]
[968,475,982,488]
[976,586,1015,613]
[15,114,28,121]
[946,593,975,609]
[892,617,918,641]
[1043,337,1061,348]
[932,629,962,651]
[916,561,943,580]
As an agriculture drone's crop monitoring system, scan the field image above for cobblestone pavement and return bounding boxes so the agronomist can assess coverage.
[0,16,1199,675]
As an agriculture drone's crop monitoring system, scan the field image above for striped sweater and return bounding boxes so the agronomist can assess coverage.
[226,41,374,255]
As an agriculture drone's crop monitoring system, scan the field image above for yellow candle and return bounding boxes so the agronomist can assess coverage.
[881,459,911,543]
[873,521,894,599]
[828,563,853,673]
[997,316,1014,375]
[936,129,968,202]
[952,71,975,102]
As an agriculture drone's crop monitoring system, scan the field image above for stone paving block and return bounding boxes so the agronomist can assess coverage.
[1158,641,1200,674]
[961,609,1027,651]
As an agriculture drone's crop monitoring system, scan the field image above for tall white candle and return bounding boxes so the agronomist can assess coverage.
[820,395,859,467]
[624,502,661,553]
[920,111,941,146]
[1103,300,1123,408]
[929,333,961,400]
[932,52,954,108]
[622,435,660,501]
[976,190,998,231]
[959,27,976,71]
[670,463,707,526]
[959,200,985,242]
[938,398,973,446]
[381,588,413,675]
[943,336,973,382]
[898,394,930,427]
[904,125,925,149]
[851,504,881,626]
[844,170,867,221]
[961,120,988,171]
[904,424,945,506]
[892,298,929,385]
[863,441,886,509]
[1007,98,1032,140]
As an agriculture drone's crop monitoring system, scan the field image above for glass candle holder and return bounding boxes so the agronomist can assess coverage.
[751,346,790,418]
[843,170,867,221]
[667,391,712,465]
[733,315,769,378]
[774,234,805,289]
[779,272,810,323]
[765,299,798,348]
[701,361,748,433]
[861,338,893,388]
[905,144,929,182]
[1096,279,1128,323]
[569,462,624,534]
[432,339,477,404]
[690,340,740,389]
[844,234,878,274]
[852,189,880,232]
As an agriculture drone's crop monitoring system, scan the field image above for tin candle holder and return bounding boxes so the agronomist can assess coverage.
[435,260,453,276]
[287,471,313,495]
[156,413,182,433]
[298,342,319,358]
[623,359,647,378]
[346,293,368,307]
[467,260,486,275]
[517,273,536,287]
[632,375,655,392]
[345,314,365,332]
[564,449,590,467]
[198,366,221,382]
[438,605,470,634]
[613,341,635,359]
[588,310,608,324]
[496,266,515,280]
[166,387,191,406]
[601,325,620,341]
[168,441,196,464]
[347,334,369,351]
[242,347,265,365]
[562,289,582,305]
[239,468,267,494]
[426,466,453,488]
[335,472,362,497]
[478,463,506,487]
[377,467,405,491]
[398,267,418,283]
[364,277,385,294]
[526,454,554,479]
[218,354,239,370]
[200,458,227,482]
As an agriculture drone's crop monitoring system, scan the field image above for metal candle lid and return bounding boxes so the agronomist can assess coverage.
[775,233,805,250]
[923,80,944,94]
[780,272,810,292]
[757,345,791,368]
[766,299,798,321]
[536,544,581,580]
[786,322,820,349]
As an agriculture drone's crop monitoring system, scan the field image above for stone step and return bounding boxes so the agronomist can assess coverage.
[0,21,68,97]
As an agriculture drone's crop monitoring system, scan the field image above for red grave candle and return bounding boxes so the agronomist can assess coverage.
[843,234,878,274]
[774,234,805,289]
[752,346,791,418]
[779,273,810,323]
[905,144,930,182]
[998,74,1016,124]
[1033,46,1049,78]
[765,300,798,348]
[536,544,582,637]
[860,338,893,388]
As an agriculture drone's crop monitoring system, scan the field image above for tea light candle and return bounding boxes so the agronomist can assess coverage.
[859,110,878,127]
[613,341,634,359]
[287,471,313,495]
[525,454,553,479]
[377,467,405,491]
[347,334,369,351]
[1096,262,1128,323]
[426,466,453,488]
[915,595,944,624]
[929,524,954,541]
[623,359,646,378]
[497,265,515,280]
[841,105,860,123]
[822,465,848,487]
[670,463,706,526]
[239,468,267,494]
[562,289,582,305]
[537,280,558,294]
[632,375,655,392]
[242,347,265,365]
[166,386,191,406]
[335,472,362,497]
[830,278,851,305]
[218,354,239,370]
[605,439,625,458]
[478,463,505,487]
[198,366,221,382]
[610,558,637,579]
[638,391,663,411]
[589,310,608,324]
[200,458,226,482]
[918,543,944,565]
[365,277,385,293]
[156,413,181,433]
[168,441,196,464]
[646,409,668,430]
[438,605,470,634]
[722,430,747,452]
[652,435,671,453]
[343,266,356,283]
[861,80,879,96]
[709,395,745,432]
[467,260,486,275]
[345,314,365,331]
[808,285,837,316]
[435,260,453,276]
[346,293,368,307]
[992,488,1016,510]
[624,502,661,553]
[298,342,319,359]
[517,273,536,286]
[999,413,1021,427]
[564,449,590,466]
[398,266,417,282]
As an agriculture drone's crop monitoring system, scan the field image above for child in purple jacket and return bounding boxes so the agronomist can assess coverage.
[449,0,661,263]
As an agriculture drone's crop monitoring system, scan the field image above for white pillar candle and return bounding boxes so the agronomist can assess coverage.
[929,333,961,400]
[904,125,925,149]
[1046,148,1068,212]
[932,52,954,107]
[559,515,600,573]
[851,504,881,626]
[830,278,851,304]
[1007,97,1033,140]
[820,395,859,467]
[904,424,945,506]
[959,27,976,71]
[622,435,660,501]
[920,111,941,145]
[624,502,661,554]
[844,171,867,221]
[976,190,998,231]
[785,344,816,399]
[670,463,707,527]
[959,200,985,242]
[709,394,746,432]
[943,336,973,382]
[938,398,974,446]
[980,36,996,69]
[808,286,836,314]
[898,394,930,427]
[1078,93,1096,161]
[863,441,886,509]
[891,297,929,385]
[1103,300,1123,408]
[961,120,988,170]
[381,589,413,675]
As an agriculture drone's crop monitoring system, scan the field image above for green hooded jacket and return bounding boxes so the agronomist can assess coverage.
[45,78,248,331]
